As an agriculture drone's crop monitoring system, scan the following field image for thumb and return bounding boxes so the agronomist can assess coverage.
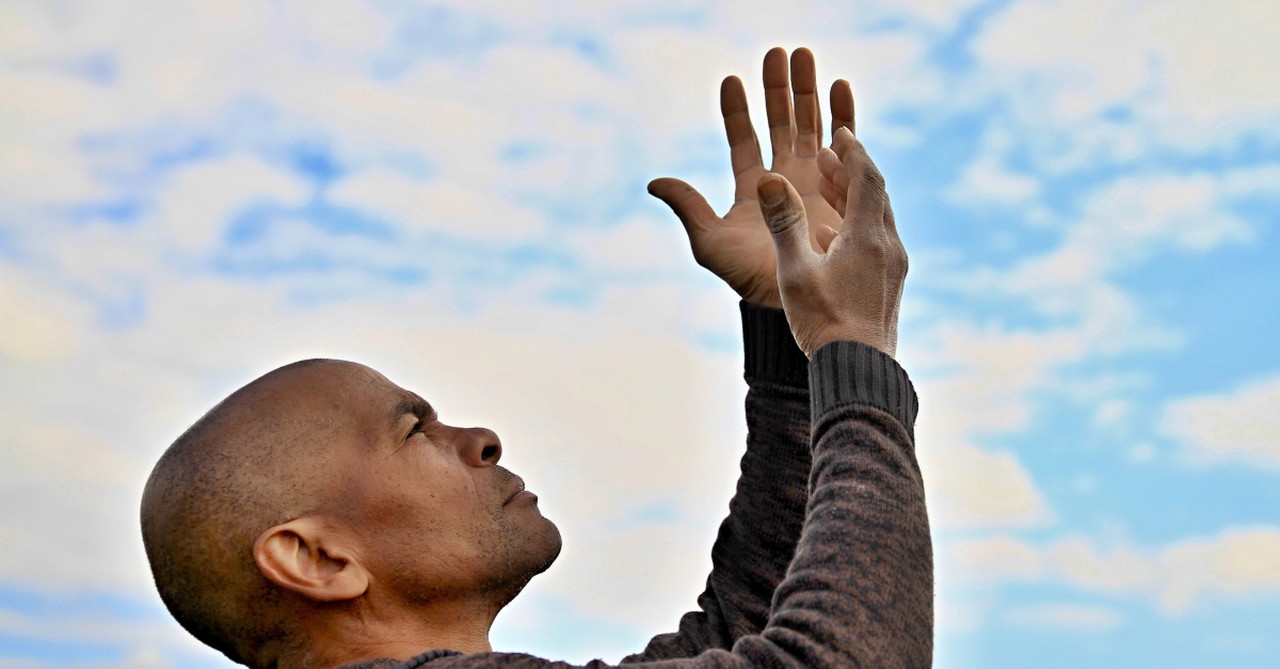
[648,177,716,234]
[756,174,813,265]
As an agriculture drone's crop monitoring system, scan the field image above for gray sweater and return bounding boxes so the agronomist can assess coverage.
[341,302,932,669]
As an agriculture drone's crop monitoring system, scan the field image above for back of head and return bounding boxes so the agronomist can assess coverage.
[141,359,348,666]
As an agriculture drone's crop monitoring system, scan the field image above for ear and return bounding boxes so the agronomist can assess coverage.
[253,517,369,603]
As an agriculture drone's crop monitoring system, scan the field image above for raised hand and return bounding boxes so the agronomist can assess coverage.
[650,47,852,308]
[757,127,906,358]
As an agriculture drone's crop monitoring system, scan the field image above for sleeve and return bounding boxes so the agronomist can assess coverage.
[423,338,933,669]
[621,302,814,661]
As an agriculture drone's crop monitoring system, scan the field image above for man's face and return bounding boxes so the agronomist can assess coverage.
[309,362,561,605]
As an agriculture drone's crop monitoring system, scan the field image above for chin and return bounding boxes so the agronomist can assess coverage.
[529,516,563,576]
[489,521,563,609]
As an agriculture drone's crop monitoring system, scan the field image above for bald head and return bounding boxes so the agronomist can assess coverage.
[140,359,379,663]
[141,358,561,667]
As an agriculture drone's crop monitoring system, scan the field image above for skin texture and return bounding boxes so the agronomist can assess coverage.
[648,47,850,308]
[757,125,907,358]
[141,360,561,669]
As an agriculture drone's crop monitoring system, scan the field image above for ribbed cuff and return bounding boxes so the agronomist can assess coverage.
[809,340,918,439]
[398,650,462,668]
[740,301,809,388]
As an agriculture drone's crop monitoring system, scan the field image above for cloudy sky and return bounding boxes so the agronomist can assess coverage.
[2,0,1278,667]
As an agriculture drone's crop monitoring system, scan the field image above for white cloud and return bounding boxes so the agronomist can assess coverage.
[563,214,689,272]
[919,442,1051,529]
[911,322,1088,434]
[944,126,1041,208]
[980,165,1271,295]
[941,535,1045,585]
[1048,537,1154,595]
[535,523,718,635]
[1128,442,1156,464]
[1161,376,1280,470]
[0,591,224,668]
[0,0,950,262]
[1093,399,1129,428]
[328,169,548,240]
[943,526,1280,614]
[1003,603,1125,631]
[883,0,986,28]
[0,270,82,362]
[896,320,1092,531]
[1156,527,1280,613]
[971,0,1280,167]
[1069,172,1256,260]
[928,163,1274,390]
[150,154,314,251]
[0,72,111,206]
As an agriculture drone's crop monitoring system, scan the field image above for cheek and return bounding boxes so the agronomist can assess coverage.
[368,461,496,553]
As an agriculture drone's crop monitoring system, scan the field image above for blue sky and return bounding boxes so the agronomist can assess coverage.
[1,0,1278,667]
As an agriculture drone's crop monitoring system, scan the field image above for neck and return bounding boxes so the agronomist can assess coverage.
[275,597,500,669]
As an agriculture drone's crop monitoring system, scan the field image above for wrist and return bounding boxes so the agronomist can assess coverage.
[741,301,809,388]
[808,339,918,439]
[739,288,783,310]
[804,325,895,360]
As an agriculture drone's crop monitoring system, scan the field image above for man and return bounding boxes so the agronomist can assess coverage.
[141,47,932,669]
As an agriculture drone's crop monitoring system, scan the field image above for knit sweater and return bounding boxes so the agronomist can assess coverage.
[339,302,932,669]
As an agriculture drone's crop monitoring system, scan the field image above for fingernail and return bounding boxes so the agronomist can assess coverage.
[758,176,786,206]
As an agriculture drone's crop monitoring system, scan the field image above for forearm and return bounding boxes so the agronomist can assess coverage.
[624,302,811,660]
[640,340,931,667]
[748,340,930,667]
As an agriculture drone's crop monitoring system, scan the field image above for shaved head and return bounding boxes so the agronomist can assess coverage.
[141,359,362,663]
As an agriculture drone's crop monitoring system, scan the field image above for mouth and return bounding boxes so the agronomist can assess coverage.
[502,477,529,505]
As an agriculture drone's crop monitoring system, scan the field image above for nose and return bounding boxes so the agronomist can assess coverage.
[456,426,502,467]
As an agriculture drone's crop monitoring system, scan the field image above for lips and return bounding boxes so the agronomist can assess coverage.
[502,476,527,505]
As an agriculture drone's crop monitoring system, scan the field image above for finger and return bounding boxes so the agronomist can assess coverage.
[790,47,821,157]
[757,174,814,265]
[720,76,764,180]
[830,79,855,138]
[816,224,839,253]
[648,177,718,235]
[840,139,889,240]
[762,47,795,163]
[818,147,849,216]
[818,146,848,191]
[831,125,857,162]
[818,173,846,218]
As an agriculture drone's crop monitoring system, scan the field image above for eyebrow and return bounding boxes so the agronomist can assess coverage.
[390,395,436,431]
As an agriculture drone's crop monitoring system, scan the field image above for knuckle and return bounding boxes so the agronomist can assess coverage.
[767,208,805,235]
[856,235,890,262]
[862,168,886,194]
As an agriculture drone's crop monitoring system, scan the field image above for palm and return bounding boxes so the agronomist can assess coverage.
[651,48,855,308]
[713,156,842,305]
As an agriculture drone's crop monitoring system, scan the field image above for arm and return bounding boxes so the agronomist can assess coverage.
[625,76,933,666]
[621,301,812,661]
[621,47,854,658]
[633,91,930,666]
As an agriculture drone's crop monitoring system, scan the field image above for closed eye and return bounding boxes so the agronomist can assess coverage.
[406,409,439,440]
